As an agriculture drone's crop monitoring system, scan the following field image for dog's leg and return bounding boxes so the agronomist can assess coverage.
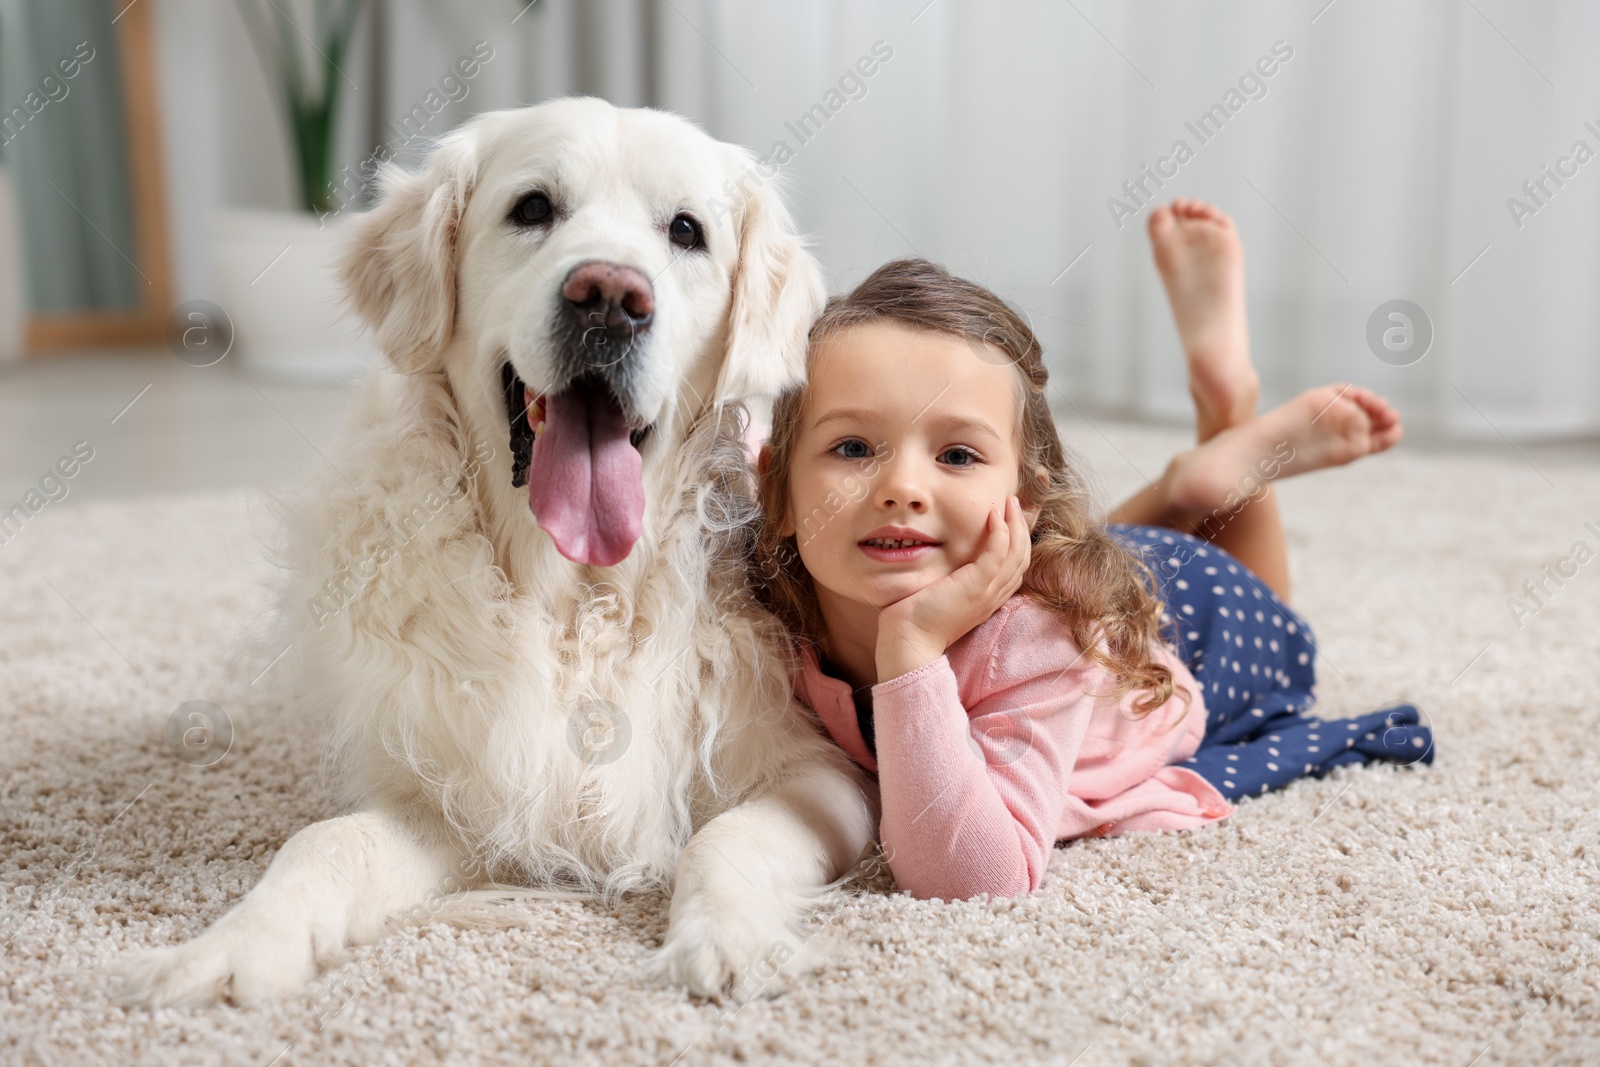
[118,809,478,1008]
[645,758,878,1000]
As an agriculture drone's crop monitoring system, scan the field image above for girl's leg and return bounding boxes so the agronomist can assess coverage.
[1104,199,1401,602]
[1143,198,1259,445]
[1142,198,1286,595]
[1105,384,1403,599]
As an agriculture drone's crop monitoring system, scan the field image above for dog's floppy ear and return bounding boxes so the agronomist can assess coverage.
[339,128,479,374]
[714,164,827,403]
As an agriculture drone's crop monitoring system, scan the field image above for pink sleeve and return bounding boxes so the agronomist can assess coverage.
[868,614,1096,902]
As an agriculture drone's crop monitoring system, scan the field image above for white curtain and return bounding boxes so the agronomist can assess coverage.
[658,0,1600,442]
[167,0,1600,440]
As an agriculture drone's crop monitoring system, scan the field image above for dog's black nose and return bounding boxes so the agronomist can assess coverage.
[562,261,654,353]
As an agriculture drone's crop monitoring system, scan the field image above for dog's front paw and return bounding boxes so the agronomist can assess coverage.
[117,920,328,1009]
[642,888,830,1002]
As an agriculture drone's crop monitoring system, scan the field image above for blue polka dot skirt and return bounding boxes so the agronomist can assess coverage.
[1106,523,1435,802]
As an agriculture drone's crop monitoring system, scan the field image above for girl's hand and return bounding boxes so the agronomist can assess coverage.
[875,496,1032,681]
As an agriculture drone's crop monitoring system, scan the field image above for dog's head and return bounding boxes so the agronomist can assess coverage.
[340,97,824,566]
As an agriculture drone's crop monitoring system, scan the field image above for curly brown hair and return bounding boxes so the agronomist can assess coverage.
[752,257,1193,722]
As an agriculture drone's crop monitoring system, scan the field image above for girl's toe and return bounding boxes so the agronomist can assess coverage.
[1148,204,1175,238]
[1374,419,1404,451]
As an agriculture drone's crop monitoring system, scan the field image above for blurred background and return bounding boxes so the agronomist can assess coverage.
[1,0,1596,506]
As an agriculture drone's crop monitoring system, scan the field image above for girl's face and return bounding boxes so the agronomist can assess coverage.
[780,320,1040,614]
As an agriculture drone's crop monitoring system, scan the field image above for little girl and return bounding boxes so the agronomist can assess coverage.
[750,199,1434,902]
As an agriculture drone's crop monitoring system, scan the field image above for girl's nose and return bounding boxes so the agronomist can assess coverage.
[874,455,927,511]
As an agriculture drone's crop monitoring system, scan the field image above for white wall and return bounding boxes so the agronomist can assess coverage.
[149,0,1600,440]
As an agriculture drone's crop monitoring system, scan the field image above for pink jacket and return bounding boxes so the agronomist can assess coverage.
[792,593,1235,901]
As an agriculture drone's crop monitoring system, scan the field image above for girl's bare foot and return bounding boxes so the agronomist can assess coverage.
[1147,198,1260,441]
[1162,384,1403,521]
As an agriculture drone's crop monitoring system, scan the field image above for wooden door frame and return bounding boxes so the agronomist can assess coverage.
[25,0,173,353]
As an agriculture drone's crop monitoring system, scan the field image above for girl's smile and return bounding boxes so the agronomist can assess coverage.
[858,524,942,562]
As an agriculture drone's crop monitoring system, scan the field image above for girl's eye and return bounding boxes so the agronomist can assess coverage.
[940,447,979,467]
[828,440,975,463]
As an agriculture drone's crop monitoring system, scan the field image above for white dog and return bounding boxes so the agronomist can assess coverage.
[119,97,879,1007]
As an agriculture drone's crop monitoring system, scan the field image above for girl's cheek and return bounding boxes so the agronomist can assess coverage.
[949,537,978,569]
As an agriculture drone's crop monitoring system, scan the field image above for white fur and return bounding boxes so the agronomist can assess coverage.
[118,98,879,1008]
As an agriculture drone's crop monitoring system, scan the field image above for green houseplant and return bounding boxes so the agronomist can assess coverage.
[214,0,376,382]
[216,0,518,381]
[235,0,369,215]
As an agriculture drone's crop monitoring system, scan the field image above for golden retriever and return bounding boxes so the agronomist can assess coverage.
[118,97,879,1007]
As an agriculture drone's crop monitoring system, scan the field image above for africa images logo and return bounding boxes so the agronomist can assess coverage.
[1105,40,1295,230]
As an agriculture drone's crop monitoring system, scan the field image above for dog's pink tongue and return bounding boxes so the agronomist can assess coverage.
[527,388,644,566]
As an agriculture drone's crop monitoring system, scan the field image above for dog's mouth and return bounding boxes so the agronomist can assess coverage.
[501,363,653,567]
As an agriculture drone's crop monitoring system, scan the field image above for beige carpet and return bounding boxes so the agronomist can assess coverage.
[4,420,1599,1066]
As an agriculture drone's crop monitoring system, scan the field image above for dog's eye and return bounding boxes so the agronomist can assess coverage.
[510,191,553,227]
[668,213,703,251]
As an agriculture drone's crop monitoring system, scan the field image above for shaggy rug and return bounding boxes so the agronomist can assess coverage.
[3,418,1598,1066]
